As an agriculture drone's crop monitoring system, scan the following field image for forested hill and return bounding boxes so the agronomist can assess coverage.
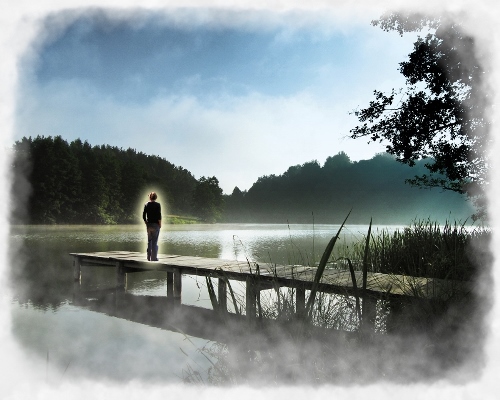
[10,136,204,224]
[11,136,473,225]
[223,152,474,225]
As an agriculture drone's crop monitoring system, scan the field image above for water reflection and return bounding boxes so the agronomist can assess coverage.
[8,222,403,317]
[10,224,442,382]
[11,301,215,383]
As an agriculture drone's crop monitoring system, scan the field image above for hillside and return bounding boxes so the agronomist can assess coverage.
[11,137,474,225]
[11,136,198,224]
[223,152,474,225]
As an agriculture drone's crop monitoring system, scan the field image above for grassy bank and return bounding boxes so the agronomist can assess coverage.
[165,215,200,224]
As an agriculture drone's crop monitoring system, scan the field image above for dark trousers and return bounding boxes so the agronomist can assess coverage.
[146,223,160,261]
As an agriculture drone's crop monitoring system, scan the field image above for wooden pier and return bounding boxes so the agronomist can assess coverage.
[71,251,471,331]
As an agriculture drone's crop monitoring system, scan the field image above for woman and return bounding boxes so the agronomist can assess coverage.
[142,191,162,261]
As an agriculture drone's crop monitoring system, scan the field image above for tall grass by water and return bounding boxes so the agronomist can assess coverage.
[182,218,489,385]
[203,218,487,330]
[347,219,486,281]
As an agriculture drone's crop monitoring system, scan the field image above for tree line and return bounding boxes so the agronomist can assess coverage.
[223,152,473,224]
[10,136,223,224]
[10,136,473,225]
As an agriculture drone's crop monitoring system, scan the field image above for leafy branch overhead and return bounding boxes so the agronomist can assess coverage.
[350,14,490,219]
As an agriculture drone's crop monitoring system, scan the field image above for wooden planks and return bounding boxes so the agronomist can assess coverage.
[70,251,470,301]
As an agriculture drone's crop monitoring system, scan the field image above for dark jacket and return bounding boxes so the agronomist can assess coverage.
[143,201,162,224]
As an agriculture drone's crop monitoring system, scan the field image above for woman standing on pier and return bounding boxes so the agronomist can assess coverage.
[143,191,162,261]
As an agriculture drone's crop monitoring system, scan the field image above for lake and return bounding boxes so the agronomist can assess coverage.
[10,222,480,386]
[9,223,390,384]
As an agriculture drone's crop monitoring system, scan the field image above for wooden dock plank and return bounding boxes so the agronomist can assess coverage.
[258,264,299,277]
[70,251,469,301]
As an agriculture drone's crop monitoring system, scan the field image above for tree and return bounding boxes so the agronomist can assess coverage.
[192,176,224,223]
[70,139,114,224]
[25,136,81,223]
[350,14,490,220]
[11,136,201,224]
[323,151,352,171]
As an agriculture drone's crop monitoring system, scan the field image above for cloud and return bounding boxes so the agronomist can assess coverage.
[17,78,389,193]
[14,10,418,193]
[2,1,500,399]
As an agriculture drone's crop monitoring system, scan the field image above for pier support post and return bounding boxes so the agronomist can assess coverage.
[166,272,174,298]
[173,268,182,301]
[385,298,431,334]
[361,295,377,333]
[73,256,81,283]
[72,256,82,303]
[218,278,227,313]
[115,261,127,308]
[166,269,182,302]
[296,286,305,318]
[386,298,405,333]
[246,276,257,319]
[116,261,127,291]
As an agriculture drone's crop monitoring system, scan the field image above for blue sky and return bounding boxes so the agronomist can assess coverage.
[3,2,500,399]
[15,8,419,193]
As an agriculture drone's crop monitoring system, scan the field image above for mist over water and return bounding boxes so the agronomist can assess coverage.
[3,2,498,398]
[11,223,381,310]
[8,223,490,386]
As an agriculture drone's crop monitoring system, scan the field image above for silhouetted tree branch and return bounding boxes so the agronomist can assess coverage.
[350,13,490,220]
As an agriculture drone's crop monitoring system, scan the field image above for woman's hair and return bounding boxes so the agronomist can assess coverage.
[149,192,157,201]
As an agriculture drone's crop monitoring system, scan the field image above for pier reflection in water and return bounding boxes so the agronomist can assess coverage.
[9,224,482,385]
[11,223,353,384]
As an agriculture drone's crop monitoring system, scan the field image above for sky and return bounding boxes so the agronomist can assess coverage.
[14,7,421,194]
[2,1,500,400]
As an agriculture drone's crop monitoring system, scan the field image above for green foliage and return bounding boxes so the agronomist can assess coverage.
[166,215,199,224]
[305,211,350,317]
[192,176,224,223]
[18,136,81,224]
[11,135,475,225]
[347,219,487,281]
[223,152,473,224]
[350,14,490,220]
[11,135,199,224]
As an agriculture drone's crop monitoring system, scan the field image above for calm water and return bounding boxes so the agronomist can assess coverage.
[9,223,400,384]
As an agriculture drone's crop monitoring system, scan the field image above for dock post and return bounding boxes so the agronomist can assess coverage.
[73,256,81,283]
[173,268,182,301]
[246,276,257,319]
[166,272,174,297]
[72,256,82,303]
[385,298,404,333]
[296,286,305,318]
[218,278,227,313]
[116,261,127,291]
[361,295,377,333]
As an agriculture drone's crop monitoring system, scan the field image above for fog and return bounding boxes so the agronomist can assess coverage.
[2,1,500,400]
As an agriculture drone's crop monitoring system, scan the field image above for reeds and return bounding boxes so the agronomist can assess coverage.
[305,211,351,317]
[348,219,487,281]
[183,218,488,385]
[202,218,486,335]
